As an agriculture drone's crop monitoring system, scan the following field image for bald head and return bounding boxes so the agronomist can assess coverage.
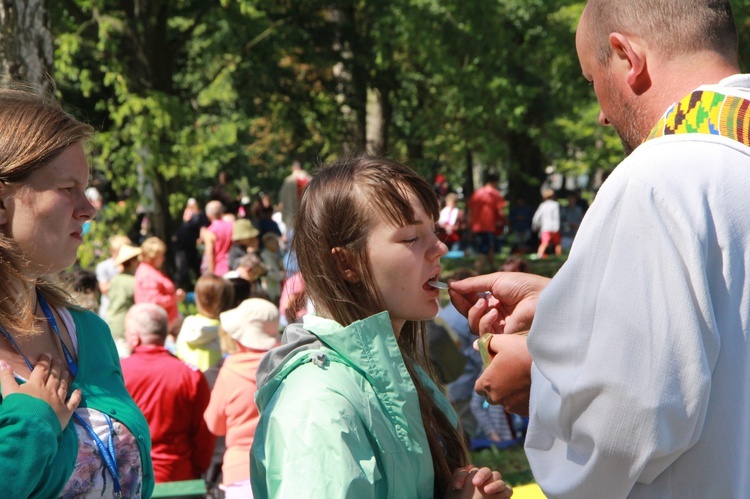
[205,200,224,221]
[582,0,738,67]
[125,303,169,346]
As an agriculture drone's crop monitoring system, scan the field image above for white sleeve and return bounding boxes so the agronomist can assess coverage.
[525,164,719,498]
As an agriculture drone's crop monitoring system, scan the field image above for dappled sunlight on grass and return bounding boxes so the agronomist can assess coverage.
[470,444,535,488]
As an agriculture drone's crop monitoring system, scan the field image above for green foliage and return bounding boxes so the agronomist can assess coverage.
[49,0,750,264]
[76,200,138,269]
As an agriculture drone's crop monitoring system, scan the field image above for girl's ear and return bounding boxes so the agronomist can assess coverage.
[0,184,9,227]
[331,247,361,283]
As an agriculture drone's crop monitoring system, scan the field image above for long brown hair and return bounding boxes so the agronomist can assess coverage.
[293,156,469,493]
[0,85,94,336]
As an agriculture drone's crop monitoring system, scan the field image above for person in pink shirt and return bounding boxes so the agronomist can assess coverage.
[134,237,185,326]
[204,298,280,499]
[201,200,234,276]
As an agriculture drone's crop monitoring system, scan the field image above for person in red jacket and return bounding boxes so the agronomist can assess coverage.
[468,172,506,273]
[121,303,216,483]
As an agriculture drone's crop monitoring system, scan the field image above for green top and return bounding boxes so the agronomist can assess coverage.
[251,312,458,498]
[0,308,154,498]
[106,272,136,340]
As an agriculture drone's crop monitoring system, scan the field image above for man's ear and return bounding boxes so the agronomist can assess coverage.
[609,32,651,95]
[125,333,141,351]
[331,247,361,283]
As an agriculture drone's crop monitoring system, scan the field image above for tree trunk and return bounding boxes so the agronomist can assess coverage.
[0,0,54,93]
[331,6,368,154]
[366,85,392,155]
[506,130,545,207]
[366,88,384,154]
[464,148,475,198]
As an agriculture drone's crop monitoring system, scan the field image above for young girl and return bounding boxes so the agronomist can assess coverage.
[176,273,234,371]
[250,157,512,498]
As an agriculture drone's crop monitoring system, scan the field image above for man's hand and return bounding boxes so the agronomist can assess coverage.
[448,272,549,335]
[475,334,532,417]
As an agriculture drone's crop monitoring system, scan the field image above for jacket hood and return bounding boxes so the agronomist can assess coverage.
[255,321,324,396]
[255,312,405,412]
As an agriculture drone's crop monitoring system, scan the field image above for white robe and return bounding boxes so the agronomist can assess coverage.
[526,74,750,498]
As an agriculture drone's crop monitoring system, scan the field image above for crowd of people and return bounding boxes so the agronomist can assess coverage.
[72,149,528,493]
[57,153,515,497]
[435,173,588,269]
[2,0,749,497]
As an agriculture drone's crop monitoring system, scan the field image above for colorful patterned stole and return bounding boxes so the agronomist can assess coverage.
[648,89,750,147]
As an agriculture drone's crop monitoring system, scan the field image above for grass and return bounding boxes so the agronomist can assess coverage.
[470,443,535,487]
[441,250,567,279]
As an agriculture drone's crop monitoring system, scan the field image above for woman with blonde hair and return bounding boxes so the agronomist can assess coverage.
[0,86,153,496]
[134,236,185,327]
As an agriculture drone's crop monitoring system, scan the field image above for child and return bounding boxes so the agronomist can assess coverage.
[176,273,234,371]
[250,157,512,498]
[531,189,562,259]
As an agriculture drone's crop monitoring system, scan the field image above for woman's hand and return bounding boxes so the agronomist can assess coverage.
[446,465,513,498]
[0,354,81,429]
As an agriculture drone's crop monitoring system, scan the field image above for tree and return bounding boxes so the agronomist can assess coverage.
[0,0,55,93]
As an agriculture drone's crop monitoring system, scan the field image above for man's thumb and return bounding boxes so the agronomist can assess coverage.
[0,360,19,398]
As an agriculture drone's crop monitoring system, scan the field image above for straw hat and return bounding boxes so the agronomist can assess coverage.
[220,298,280,350]
[115,245,142,266]
[232,219,260,241]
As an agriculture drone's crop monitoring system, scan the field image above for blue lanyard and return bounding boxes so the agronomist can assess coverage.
[37,292,78,378]
[0,293,122,497]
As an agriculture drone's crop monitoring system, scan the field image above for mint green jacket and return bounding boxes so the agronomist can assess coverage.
[0,309,154,498]
[250,312,458,498]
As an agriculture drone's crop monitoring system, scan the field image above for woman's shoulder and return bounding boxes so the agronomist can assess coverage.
[68,307,106,328]
[268,351,368,411]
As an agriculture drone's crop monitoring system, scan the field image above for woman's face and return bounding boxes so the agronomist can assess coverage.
[365,190,447,334]
[0,143,96,278]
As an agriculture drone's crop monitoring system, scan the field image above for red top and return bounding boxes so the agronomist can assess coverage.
[468,185,506,233]
[121,345,216,483]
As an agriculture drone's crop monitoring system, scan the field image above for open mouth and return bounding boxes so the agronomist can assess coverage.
[423,274,442,291]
